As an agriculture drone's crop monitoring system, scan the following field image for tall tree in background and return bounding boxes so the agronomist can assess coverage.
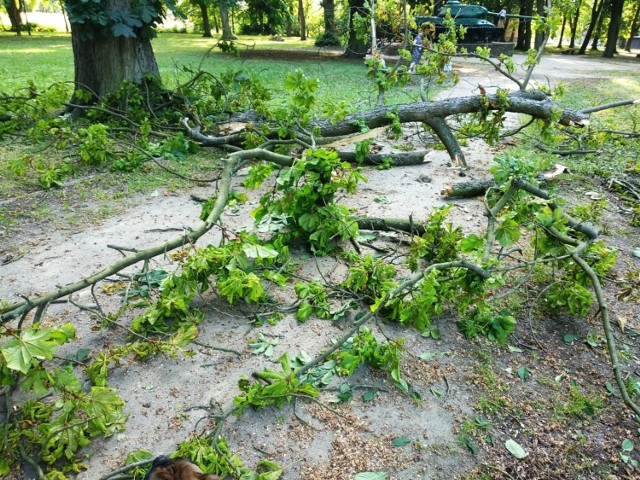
[3,0,22,34]
[624,1,639,51]
[578,0,604,54]
[344,0,367,57]
[516,0,533,50]
[568,0,581,49]
[298,0,306,40]
[219,0,236,39]
[603,0,626,56]
[315,0,340,45]
[64,0,170,103]
[194,0,213,37]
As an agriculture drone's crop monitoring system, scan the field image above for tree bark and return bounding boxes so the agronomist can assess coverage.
[322,0,335,35]
[516,0,533,50]
[569,0,582,49]
[578,0,603,54]
[603,0,625,57]
[534,0,545,49]
[344,0,368,58]
[3,0,22,34]
[557,15,566,48]
[298,0,306,40]
[199,0,213,37]
[219,0,236,40]
[441,179,497,198]
[337,149,430,166]
[69,0,160,103]
[314,92,588,138]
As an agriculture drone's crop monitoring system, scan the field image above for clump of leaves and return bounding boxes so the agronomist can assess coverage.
[252,148,365,255]
[331,327,409,392]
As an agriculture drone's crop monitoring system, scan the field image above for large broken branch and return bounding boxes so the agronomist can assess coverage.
[1,153,241,324]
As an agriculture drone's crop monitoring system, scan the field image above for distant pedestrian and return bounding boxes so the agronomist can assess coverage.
[497,7,507,28]
[409,29,424,74]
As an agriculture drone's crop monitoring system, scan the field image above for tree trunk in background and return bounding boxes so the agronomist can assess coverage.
[322,0,336,35]
[199,0,213,37]
[219,0,236,40]
[344,0,368,57]
[569,0,581,49]
[70,19,160,102]
[557,15,566,47]
[298,0,306,40]
[516,0,533,50]
[4,0,22,34]
[625,3,639,51]
[212,8,220,33]
[603,0,625,57]
[578,0,603,54]
[534,0,545,49]
[591,1,607,50]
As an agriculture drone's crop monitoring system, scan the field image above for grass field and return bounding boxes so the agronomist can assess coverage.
[0,32,434,108]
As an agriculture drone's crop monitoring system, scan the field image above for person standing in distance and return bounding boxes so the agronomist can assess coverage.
[409,27,425,74]
[497,7,507,28]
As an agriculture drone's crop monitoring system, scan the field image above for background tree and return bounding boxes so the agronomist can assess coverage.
[315,0,341,46]
[298,0,307,40]
[516,0,534,49]
[603,0,625,56]
[2,0,23,34]
[343,0,367,57]
[624,0,639,51]
[219,0,236,39]
[578,0,605,54]
[241,0,291,35]
[64,0,173,103]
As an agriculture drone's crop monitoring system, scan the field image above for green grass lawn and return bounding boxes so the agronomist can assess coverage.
[0,32,430,108]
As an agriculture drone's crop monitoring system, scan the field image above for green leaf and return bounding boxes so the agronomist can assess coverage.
[353,473,387,480]
[622,439,634,452]
[462,437,477,454]
[563,333,580,343]
[362,388,378,402]
[419,351,436,361]
[242,243,279,259]
[517,366,531,381]
[494,219,521,247]
[391,437,412,447]
[296,301,313,322]
[2,328,59,374]
[460,234,483,253]
[505,439,528,459]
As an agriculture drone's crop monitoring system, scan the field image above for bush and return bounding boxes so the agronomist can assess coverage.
[314,31,342,47]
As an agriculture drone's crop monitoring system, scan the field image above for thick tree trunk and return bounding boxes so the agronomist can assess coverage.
[70,19,160,102]
[4,0,22,34]
[322,0,335,35]
[298,0,306,40]
[219,1,236,40]
[199,0,213,37]
[578,0,603,54]
[603,0,625,57]
[344,0,368,58]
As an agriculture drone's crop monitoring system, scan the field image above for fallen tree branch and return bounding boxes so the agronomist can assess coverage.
[0,155,238,324]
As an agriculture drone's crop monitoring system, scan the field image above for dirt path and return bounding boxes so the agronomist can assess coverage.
[2,54,639,480]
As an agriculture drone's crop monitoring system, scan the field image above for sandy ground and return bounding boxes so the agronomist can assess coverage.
[1,53,639,479]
